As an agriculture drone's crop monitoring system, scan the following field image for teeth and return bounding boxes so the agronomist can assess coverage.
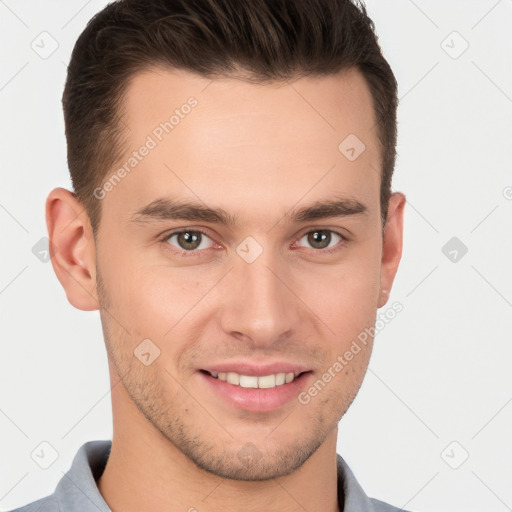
[239,375,258,388]
[226,372,240,385]
[210,371,302,388]
[275,373,286,385]
[258,374,275,388]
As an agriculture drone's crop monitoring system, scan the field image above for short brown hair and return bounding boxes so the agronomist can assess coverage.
[63,0,398,233]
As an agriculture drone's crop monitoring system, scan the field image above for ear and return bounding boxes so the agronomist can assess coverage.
[46,187,99,311]
[377,192,406,308]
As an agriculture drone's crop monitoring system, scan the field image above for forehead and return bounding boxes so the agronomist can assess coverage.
[105,66,381,226]
[121,65,378,147]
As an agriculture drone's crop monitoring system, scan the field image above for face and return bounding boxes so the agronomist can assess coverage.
[90,66,402,480]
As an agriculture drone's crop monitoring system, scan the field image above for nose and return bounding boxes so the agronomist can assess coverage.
[218,248,302,349]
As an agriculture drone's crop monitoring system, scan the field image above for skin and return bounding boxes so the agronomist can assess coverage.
[47,66,405,512]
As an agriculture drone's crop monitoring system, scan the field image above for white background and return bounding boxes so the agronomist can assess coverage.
[1,1,511,511]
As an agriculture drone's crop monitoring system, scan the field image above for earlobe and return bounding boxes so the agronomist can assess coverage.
[45,187,99,311]
[378,288,389,308]
[378,192,406,309]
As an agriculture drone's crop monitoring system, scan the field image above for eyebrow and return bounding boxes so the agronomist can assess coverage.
[129,196,368,226]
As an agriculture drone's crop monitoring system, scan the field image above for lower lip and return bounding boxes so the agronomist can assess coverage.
[198,371,313,413]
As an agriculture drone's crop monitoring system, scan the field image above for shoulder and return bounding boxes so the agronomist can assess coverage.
[370,497,411,511]
[336,453,414,512]
[5,494,59,512]
[5,439,111,512]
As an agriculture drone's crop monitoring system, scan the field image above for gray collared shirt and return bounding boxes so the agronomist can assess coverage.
[8,440,410,511]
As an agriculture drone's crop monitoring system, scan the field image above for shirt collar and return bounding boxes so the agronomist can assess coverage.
[54,440,378,512]
[54,440,111,512]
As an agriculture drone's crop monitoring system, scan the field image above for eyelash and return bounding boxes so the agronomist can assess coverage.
[158,228,349,258]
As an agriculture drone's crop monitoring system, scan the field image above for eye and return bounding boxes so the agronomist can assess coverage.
[163,229,215,255]
[159,227,348,259]
[296,229,347,253]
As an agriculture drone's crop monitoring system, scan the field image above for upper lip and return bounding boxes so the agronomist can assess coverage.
[201,361,311,377]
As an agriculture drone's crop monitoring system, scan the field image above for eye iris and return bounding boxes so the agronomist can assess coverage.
[308,230,331,249]
[173,231,336,251]
[177,231,201,250]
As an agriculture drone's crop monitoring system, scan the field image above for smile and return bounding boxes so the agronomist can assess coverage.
[204,370,305,389]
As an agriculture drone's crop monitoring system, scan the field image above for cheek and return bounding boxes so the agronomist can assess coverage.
[296,250,381,339]
[99,249,212,345]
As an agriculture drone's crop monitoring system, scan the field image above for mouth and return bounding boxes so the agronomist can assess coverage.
[199,369,310,389]
[197,362,314,412]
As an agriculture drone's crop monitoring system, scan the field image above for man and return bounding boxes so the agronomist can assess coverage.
[9,0,409,510]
